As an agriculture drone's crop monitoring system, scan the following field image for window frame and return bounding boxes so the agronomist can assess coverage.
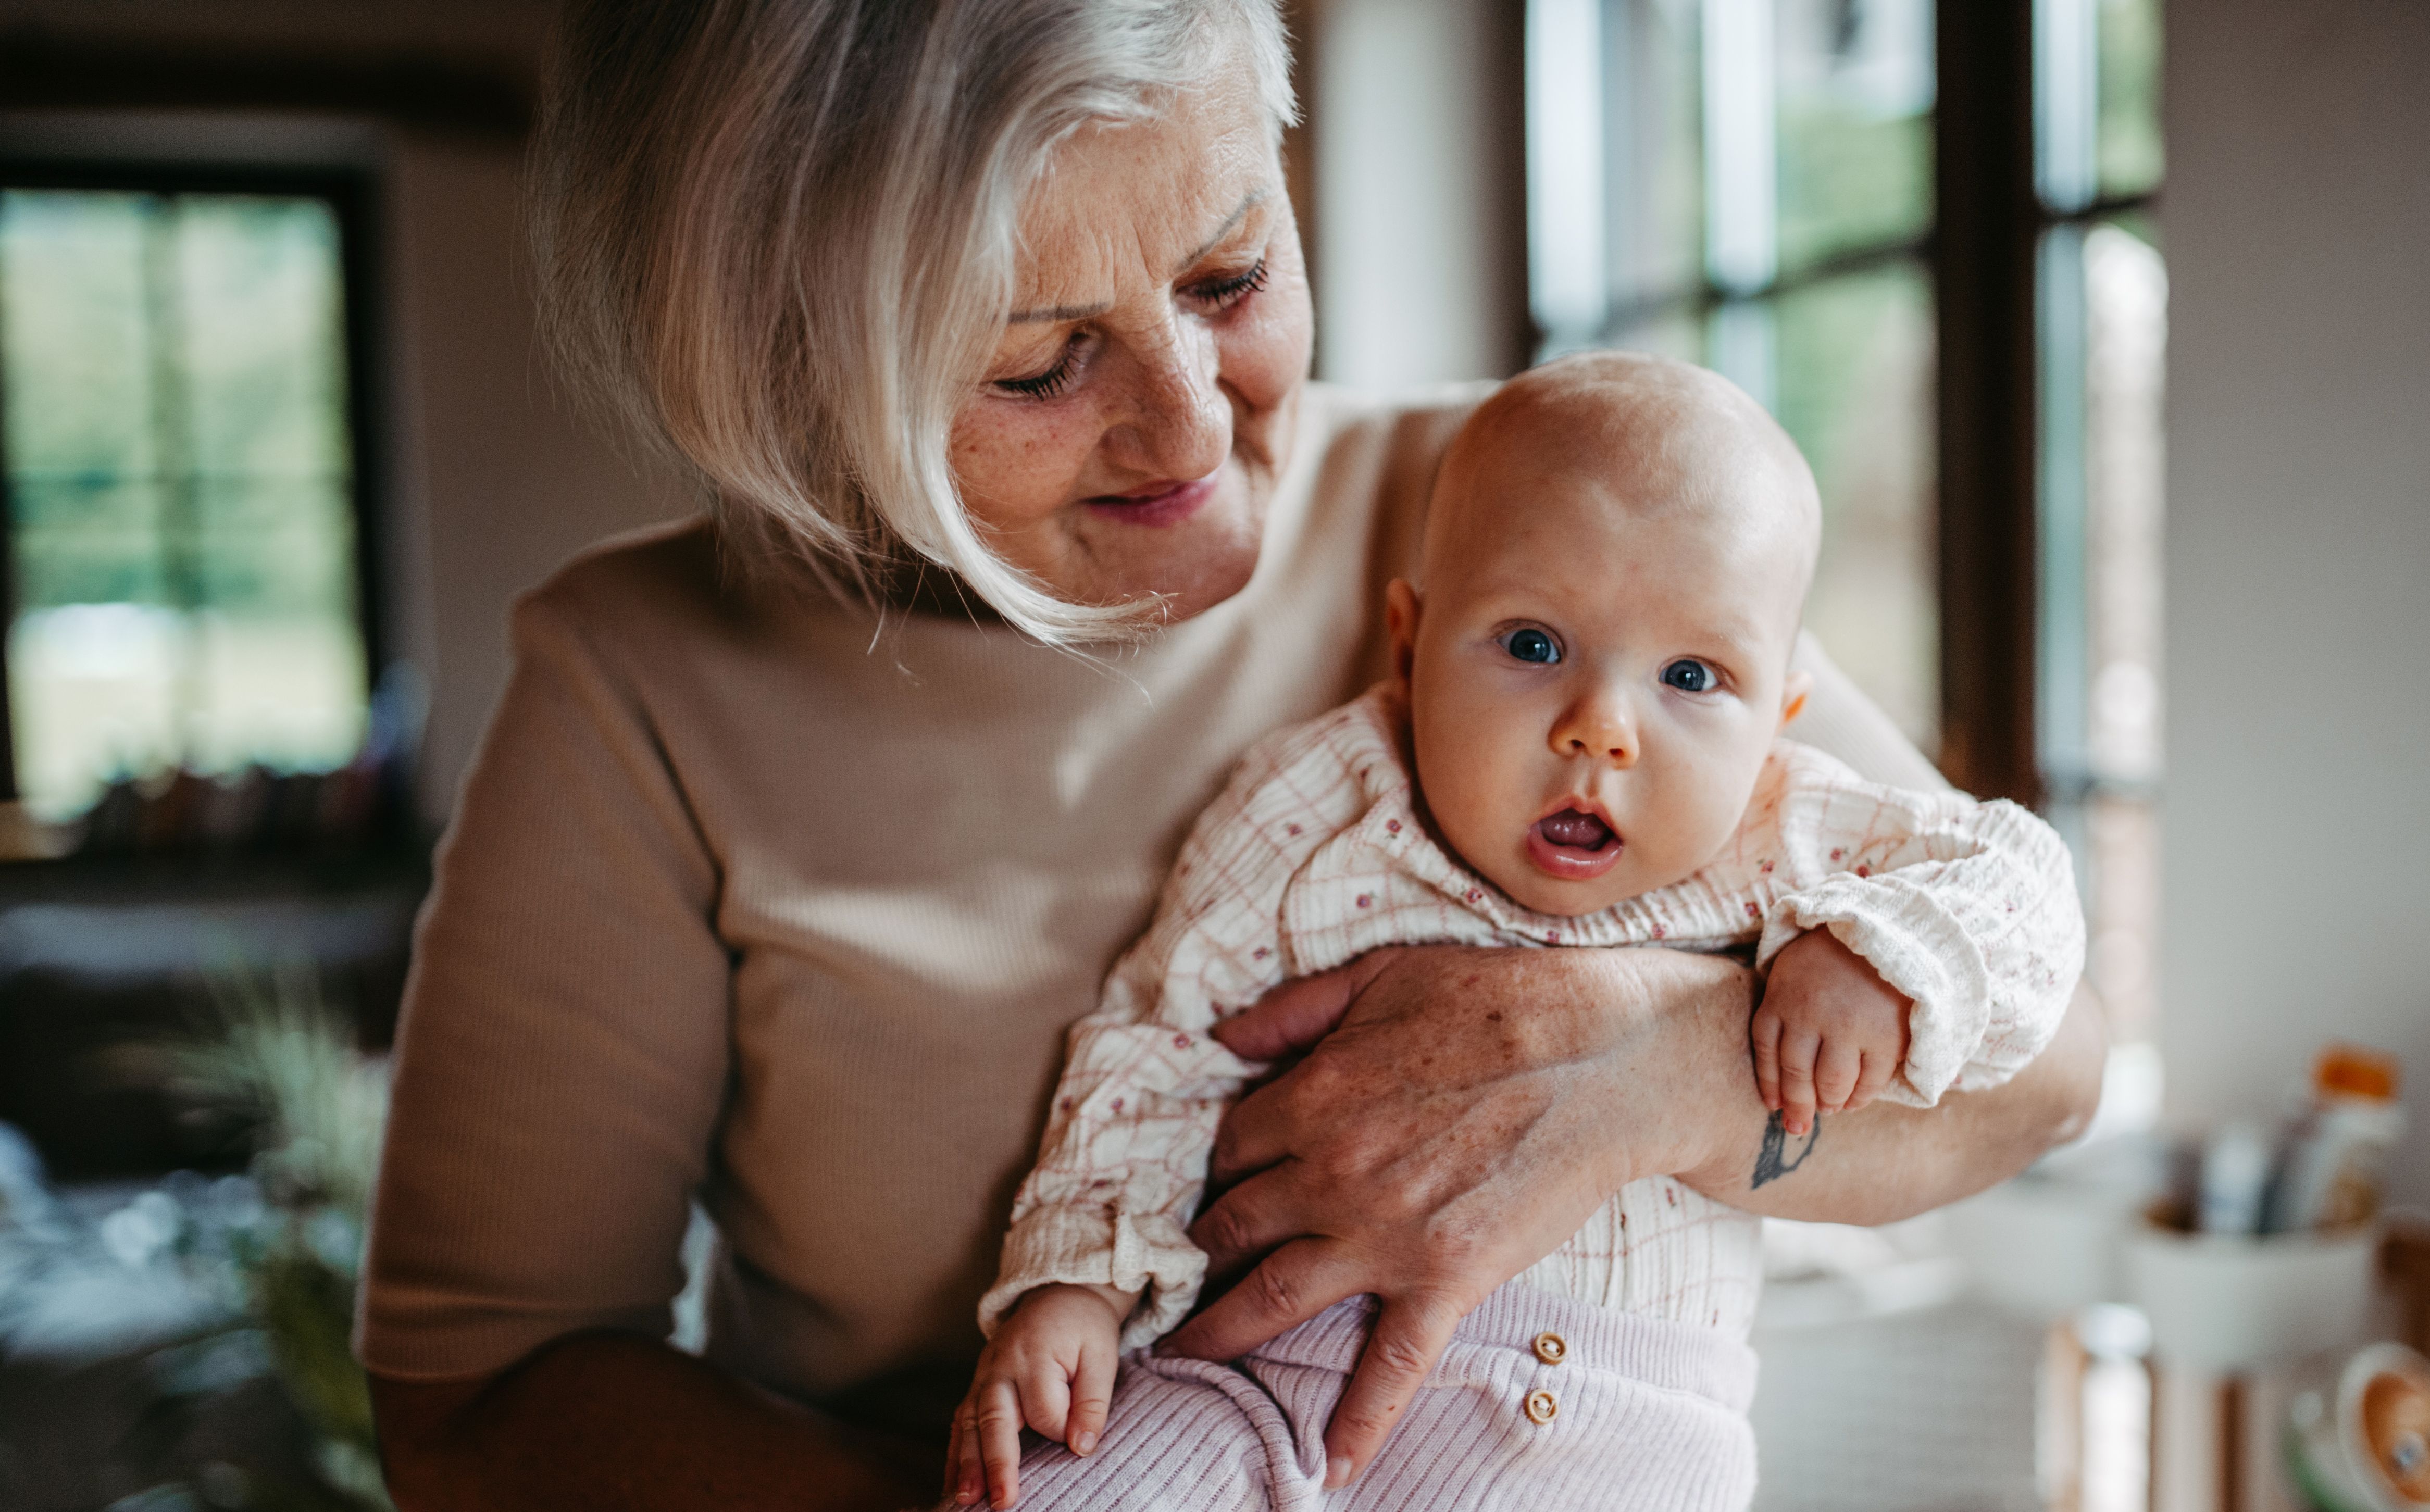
[0,156,388,812]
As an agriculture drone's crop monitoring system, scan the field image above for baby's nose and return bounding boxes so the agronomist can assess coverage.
[1554,698,1638,765]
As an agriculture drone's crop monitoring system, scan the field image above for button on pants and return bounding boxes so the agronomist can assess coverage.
[955,1281,1758,1511]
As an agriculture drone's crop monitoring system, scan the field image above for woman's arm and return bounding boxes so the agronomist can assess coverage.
[365,571,931,1506]
[372,1335,927,1511]
[1161,940,2103,1487]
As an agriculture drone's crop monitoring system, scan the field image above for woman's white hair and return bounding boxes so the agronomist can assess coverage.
[534,0,1296,643]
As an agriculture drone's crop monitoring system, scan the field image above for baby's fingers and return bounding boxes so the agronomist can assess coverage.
[1845,1045,1896,1113]
[1067,1337,1117,1457]
[951,1403,988,1506]
[1777,1026,1821,1135]
[1749,1006,1785,1112]
[1813,1035,1863,1114]
[976,1380,1027,1509]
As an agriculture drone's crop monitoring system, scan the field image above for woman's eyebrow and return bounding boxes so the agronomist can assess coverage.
[1174,189,1267,273]
[1006,190,1269,324]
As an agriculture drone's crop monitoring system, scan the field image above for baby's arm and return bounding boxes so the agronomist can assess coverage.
[1750,749,2087,1135]
[949,1282,1136,1509]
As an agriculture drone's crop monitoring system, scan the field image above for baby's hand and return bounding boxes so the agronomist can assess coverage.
[1750,929,1913,1136]
[950,1283,1132,1509]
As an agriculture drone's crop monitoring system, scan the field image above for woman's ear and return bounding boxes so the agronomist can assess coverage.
[1779,668,1814,730]
[1385,579,1423,692]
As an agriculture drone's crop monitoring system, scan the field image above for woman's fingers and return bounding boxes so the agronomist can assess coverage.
[1749,1005,1784,1111]
[1156,1236,1366,1364]
[1207,952,1396,1061]
[1777,1026,1821,1135]
[1188,1159,1301,1277]
[975,1379,1026,1509]
[1322,1292,1464,1488]
[1068,1338,1116,1457]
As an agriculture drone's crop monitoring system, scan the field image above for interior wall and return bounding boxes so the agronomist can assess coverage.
[2161,0,2430,1203]
[1304,0,1529,390]
[381,138,686,823]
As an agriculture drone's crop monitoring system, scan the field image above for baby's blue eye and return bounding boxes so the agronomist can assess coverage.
[1662,658,1716,693]
[1502,628,1561,665]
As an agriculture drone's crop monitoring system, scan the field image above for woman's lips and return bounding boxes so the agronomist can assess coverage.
[1081,474,1219,529]
[1526,807,1624,881]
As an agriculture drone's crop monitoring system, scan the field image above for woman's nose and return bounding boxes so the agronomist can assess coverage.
[1104,319,1229,480]
[1551,689,1638,766]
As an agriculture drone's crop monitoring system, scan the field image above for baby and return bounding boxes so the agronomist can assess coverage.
[946,353,2084,1511]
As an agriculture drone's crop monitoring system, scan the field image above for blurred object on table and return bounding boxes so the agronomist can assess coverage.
[2282,1342,2430,1512]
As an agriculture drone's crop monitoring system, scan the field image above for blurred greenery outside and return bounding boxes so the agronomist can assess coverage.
[1574,0,2161,753]
[2099,0,2164,201]
[0,190,368,820]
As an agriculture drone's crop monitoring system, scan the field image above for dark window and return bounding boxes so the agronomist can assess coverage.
[0,168,381,827]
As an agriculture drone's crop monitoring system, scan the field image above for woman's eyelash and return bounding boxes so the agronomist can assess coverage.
[994,262,1263,398]
[996,338,1081,399]
[1191,258,1269,307]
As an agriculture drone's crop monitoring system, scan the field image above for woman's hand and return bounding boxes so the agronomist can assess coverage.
[949,1284,1131,1510]
[1161,942,2103,1489]
[1159,944,1753,1488]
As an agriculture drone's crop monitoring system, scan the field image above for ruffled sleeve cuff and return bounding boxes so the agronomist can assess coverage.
[1759,876,1995,1108]
[977,1204,1207,1352]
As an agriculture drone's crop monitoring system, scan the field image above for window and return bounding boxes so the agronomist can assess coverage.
[2035,0,2165,1041]
[0,174,376,826]
[1525,0,1941,748]
[1526,0,2167,1042]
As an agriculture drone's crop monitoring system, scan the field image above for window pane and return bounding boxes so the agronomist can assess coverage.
[0,188,366,820]
[1769,262,1940,749]
[0,191,155,479]
[2097,0,2163,199]
[2041,219,2166,1041]
[1774,0,1935,276]
[1603,0,1705,311]
[177,196,352,479]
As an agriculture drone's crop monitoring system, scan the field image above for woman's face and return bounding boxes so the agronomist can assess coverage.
[948,68,1314,624]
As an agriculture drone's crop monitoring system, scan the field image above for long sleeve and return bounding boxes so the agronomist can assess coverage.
[359,585,733,1380]
[976,705,1385,1351]
[1753,749,2086,1107]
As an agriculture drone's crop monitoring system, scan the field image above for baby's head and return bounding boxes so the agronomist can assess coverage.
[1387,352,1821,917]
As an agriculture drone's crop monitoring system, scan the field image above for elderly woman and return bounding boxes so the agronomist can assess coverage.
[361,1,2103,1507]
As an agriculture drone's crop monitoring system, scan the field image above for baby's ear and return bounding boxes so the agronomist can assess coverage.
[1779,668,1814,730]
[1385,579,1423,691]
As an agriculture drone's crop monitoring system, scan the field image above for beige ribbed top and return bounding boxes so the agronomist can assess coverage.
[357,382,1941,1439]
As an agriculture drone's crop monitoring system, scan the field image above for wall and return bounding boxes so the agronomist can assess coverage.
[381,136,685,822]
[1303,0,1529,390]
[2161,0,2430,1204]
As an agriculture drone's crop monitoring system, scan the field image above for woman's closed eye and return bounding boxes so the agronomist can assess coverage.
[1498,626,1563,665]
[994,332,1090,399]
[1186,257,1268,310]
[1660,658,1719,693]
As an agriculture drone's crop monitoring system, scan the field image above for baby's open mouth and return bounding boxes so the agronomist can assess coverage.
[1536,809,1616,851]
[1526,807,1626,882]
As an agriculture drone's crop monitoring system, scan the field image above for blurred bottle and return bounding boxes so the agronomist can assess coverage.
[2264,1044,2406,1235]
[2198,1120,2272,1235]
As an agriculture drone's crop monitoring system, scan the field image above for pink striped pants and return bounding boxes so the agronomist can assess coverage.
[961,1283,1758,1511]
